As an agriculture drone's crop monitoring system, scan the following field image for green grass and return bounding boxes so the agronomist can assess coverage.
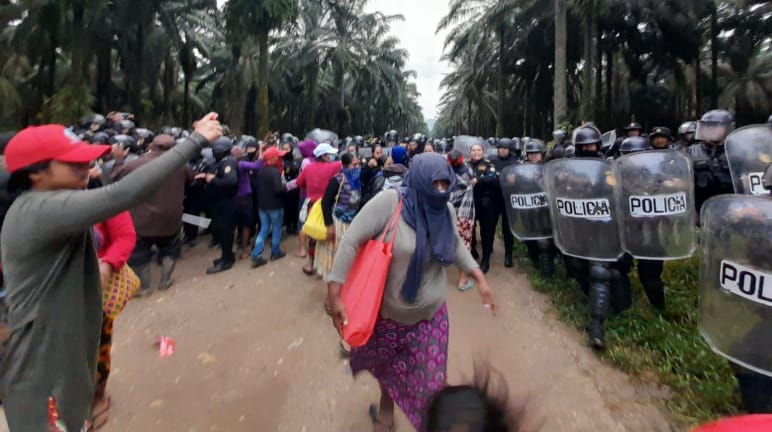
[513,245,742,427]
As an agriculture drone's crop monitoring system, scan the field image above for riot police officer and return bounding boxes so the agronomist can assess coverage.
[469,143,499,273]
[674,121,697,151]
[567,125,629,348]
[135,128,155,154]
[618,136,666,309]
[384,130,399,147]
[200,137,240,274]
[649,127,674,150]
[548,130,569,160]
[607,121,643,158]
[491,138,520,267]
[689,109,735,216]
[522,139,555,277]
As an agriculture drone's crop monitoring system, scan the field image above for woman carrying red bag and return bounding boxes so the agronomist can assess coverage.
[325,153,497,432]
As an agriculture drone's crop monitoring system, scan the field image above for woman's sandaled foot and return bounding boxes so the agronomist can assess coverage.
[89,395,111,431]
[457,279,475,292]
[369,404,394,432]
[302,266,315,276]
[339,340,351,358]
[295,250,307,258]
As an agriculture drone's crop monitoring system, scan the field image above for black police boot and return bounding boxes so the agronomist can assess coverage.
[251,257,268,268]
[736,370,772,413]
[610,269,633,314]
[642,280,666,310]
[158,257,177,291]
[504,250,513,268]
[588,320,605,350]
[588,263,611,350]
[480,254,490,274]
[207,260,233,274]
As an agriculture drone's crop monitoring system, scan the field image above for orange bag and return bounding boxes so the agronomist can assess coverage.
[341,199,403,347]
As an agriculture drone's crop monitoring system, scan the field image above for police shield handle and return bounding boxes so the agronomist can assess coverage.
[193,112,223,143]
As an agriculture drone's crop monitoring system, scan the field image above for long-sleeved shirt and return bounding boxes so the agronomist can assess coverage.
[237,159,263,197]
[327,189,478,325]
[295,161,342,201]
[94,211,137,270]
[255,165,285,210]
[0,132,208,431]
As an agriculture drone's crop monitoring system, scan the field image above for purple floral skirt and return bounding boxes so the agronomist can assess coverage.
[349,304,449,432]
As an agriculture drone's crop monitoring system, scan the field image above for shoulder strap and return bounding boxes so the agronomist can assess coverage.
[378,193,403,244]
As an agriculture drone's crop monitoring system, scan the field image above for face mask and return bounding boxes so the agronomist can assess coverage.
[344,167,362,179]
[328,154,337,161]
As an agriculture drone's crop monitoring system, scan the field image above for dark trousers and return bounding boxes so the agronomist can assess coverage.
[212,197,236,263]
[128,233,182,267]
[473,196,514,260]
[637,259,665,308]
[284,189,300,233]
[183,192,205,242]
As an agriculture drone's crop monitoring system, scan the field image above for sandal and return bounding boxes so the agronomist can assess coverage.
[302,266,315,276]
[457,279,475,292]
[339,340,351,358]
[369,404,395,432]
[88,395,111,431]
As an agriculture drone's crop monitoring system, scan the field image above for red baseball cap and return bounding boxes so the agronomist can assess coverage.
[263,147,287,160]
[5,124,110,173]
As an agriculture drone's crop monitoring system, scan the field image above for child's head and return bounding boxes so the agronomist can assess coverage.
[426,366,527,432]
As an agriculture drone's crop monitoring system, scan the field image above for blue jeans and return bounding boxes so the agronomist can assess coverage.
[252,209,284,259]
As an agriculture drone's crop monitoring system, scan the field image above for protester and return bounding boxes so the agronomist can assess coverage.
[112,134,193,295]
[447,150,476,291]
[294,139,319,257]
[0,114,221,431]
[251,147,288,267]
[326,153,497,431]
[92,211,137,429]
[294,142,341,275]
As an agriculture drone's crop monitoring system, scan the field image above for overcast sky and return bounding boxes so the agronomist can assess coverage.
[365,0,451,121]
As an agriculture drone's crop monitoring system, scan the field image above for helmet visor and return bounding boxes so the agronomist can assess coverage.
[696,122,730,143]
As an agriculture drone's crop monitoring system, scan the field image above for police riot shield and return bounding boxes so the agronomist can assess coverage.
[499,164,552,240]
[725,124,772,196]
[435,140,451,154]
[698,195,772,377]
[613,150,696,260]
[305,128,339,145]
[453,135,488,158]
[543,158,622,261]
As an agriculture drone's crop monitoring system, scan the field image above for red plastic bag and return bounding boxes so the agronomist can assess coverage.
[341,199,402,347]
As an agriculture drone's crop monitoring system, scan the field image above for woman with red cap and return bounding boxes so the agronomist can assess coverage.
[0,114,222,431]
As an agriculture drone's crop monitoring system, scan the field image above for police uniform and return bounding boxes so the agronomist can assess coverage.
[490,151,519,267]
[207,154,240,273]
[469,157,499,273]
[688,142,733,216]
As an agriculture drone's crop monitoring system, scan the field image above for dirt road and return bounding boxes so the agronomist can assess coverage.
[0,236,674,431]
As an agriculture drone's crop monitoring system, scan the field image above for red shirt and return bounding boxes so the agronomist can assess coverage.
[94,211,137,270]
[296,161,342,201]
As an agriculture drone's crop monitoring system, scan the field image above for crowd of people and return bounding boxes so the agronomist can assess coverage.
[0,107,770,431]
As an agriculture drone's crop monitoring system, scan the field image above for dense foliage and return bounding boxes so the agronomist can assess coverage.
[0,0,426,136]
[433,0,772,138]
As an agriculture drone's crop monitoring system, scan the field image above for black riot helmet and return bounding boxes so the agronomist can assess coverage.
[678,121,697,137]
[135,128,155,150]
[767,114,772,125]
[419,134,428,145]
[87,132,111,145]
[696,109,735,144]
[623,121,643,132]
[619,136,651,155]
[109,134,139,154]
[487,137,498,148]
[280,133,295,145]
[524,139,546,154]
[160,126,185,139]
[384,130,399,145]
[552,129,567,143]
[116,120,135,135]
[352,135,365,147]
[80,114,106,131]
[497,138,514,150]
[238,135,257,148]
[511,137,523,154]
[573,125,602,157]
[211,137,234,161]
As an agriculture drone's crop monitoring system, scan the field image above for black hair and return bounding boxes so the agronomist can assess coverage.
[7,160,51,194]
[426,365,529,432]
[341,152,356,167]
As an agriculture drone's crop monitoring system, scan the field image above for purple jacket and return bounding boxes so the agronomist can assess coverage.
[237,160,263,197]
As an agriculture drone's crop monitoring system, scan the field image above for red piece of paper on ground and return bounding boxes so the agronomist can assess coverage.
[157,336,175,357]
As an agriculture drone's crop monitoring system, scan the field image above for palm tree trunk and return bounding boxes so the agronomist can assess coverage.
[96,37,112,113]
[553,0,567,128]
[694,56,700,117]
[580,4,596,122]
[467,97,472,132]
[605,48,613,123]
[496,23,505,137]
[710,4,718,108]
[257,28,270,137]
